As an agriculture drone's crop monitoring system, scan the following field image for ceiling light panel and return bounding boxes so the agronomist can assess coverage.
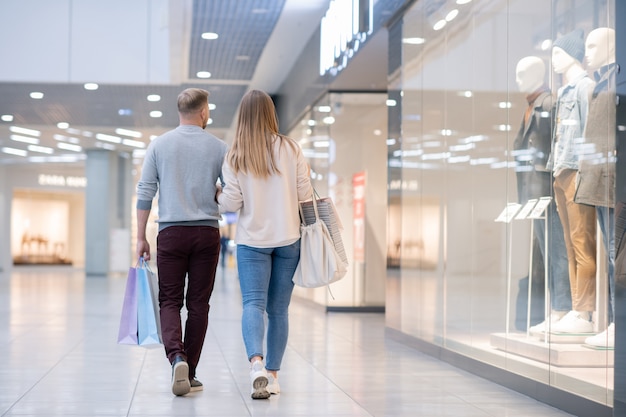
[188,0,286,80]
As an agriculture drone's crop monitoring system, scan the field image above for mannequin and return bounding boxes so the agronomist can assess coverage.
[513,56,572,333]
[576,28,617,348]
[546,29,597,334]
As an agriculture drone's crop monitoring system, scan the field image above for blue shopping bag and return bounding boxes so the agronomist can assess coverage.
[136,259,162,346]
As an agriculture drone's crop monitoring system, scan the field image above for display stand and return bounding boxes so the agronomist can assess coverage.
[525,197,552,339]
[495,202,522,335]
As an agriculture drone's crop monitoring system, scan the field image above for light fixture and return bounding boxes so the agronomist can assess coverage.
[10,126,41,136]
[498,102,512,109]
[445,9,459,21]
[150,111,163,118]
[209,103,216,110]
[196,71,211,78]
[122,139,146,148]
[403,37,426,45]
[322,116,335,125]
[115,128,142,138]
[201,32,218,40]
[433,19,446,30]
[386,99,397,107]
[10,134,39,145]
[147,94,161,102]
[27,145,54,154]
[57,122,69,129]
[317,105,331,113]
[456,0,472,4]
[84,83,99,90]
[1,114,13,122]
[30,92,44,99]
[96,133,122,143]
[2,147,27,156]
[57,143,82,152]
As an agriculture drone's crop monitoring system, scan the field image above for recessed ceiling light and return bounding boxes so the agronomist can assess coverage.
[201,32,218,40]
[456,0,472,4]
[196,71,211,78]
[403,37,426,45]
[10,126,41,136]
[150,111,163,118]
[209,103,216,110]
[57,143,82,152]
[147,94,161,102]
[57,122,69,129]
[115,128,142,138]
[1,114,14,122]
[118,109,133,116]
[84,83,99,90]
[122,139,146,148]
[10,134,39,144]
[27,144,54,154]
[30,92,44,99]
[95,133,122,143]
[445,9,459,21]
[207,118,213,125]
[433,19,446,30]
[2,147,27,156]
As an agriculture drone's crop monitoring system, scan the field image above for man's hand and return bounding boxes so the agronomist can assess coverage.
[137,239,151,261]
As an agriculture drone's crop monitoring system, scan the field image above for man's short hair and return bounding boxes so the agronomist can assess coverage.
[178,88,209,114]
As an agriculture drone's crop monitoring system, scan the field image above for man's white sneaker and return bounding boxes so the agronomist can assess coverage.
[529,311,567,333]
[267,373,280,395]
[585,323,615,348]
[551,310,594,334]
[249,360,270,399]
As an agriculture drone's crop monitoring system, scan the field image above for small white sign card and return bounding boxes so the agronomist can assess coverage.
[495,203,522,223]
[515,199,538,220]
[527,196,552,219]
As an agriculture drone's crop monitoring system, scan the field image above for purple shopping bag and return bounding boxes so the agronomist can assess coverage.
[117,266,139,345]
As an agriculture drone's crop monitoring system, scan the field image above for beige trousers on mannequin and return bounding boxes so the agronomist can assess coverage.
[553,169,597,312]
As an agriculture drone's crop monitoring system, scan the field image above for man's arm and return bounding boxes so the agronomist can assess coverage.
[136,208,151,261]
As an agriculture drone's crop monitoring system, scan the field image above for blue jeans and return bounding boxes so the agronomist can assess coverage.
[597,206,615,322]
[237,241,300,371]
[534,201,572,311]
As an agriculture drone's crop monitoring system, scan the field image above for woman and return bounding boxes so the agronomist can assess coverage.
[217,89,312,399]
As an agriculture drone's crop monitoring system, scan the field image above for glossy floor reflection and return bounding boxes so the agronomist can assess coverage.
[0,266,575,417]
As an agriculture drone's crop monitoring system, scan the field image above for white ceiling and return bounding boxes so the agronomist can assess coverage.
[0,0,333,166]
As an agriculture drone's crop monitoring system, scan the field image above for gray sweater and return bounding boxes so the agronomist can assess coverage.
[136,125,228,231]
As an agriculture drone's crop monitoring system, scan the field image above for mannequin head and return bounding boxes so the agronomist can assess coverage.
[585,27,615,71]
[552,29,585,74]
[516,56,545,94]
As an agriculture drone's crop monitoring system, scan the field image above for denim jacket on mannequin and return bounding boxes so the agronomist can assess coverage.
[546,71,595,173]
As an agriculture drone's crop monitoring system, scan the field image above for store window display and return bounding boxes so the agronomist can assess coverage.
[512,56,571,333]
[575,27,617,347]
[546,29,597,334]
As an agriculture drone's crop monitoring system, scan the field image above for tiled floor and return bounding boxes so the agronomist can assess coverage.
[0,265,575,417]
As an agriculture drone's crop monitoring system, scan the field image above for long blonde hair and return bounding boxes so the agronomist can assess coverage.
[227,89,298,178]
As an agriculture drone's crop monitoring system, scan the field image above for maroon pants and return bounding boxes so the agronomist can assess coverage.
[156,225,220,378]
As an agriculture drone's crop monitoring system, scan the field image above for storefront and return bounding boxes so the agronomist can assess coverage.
[384,0,617,414]
[277,0,621,414]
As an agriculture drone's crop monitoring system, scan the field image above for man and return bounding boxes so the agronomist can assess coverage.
[136,88,227,396]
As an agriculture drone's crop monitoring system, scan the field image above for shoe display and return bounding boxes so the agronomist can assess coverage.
[529,310,567,333]
[267,373,280,395]
[171,355,191,396]
[550,310,594,334]
[190,378,203,392]
[249,360,270,399]
[584,323,615,348]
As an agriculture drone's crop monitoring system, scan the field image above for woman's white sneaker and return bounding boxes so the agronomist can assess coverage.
[249,360,270,399]
[267,374,280,395]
